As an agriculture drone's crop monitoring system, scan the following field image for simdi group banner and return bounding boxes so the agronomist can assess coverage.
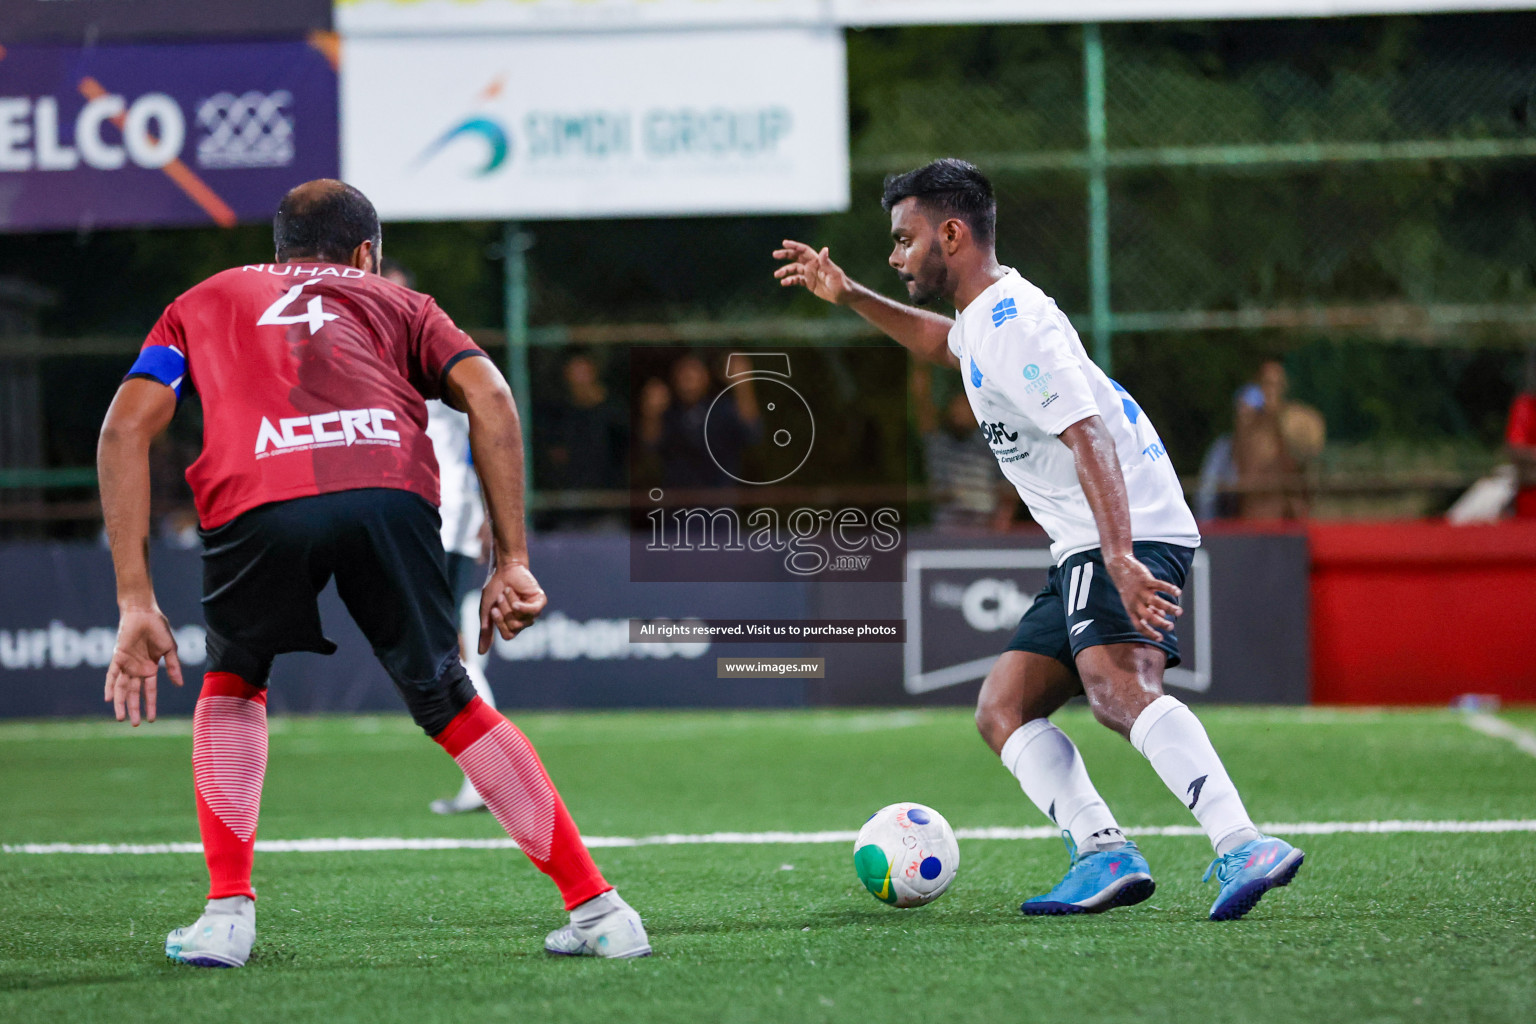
[0,39,339,232]
[342,29,849,220]
[335,0,1536,33]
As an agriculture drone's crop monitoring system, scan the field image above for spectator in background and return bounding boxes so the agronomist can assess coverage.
[912,362,1014,532]
[1233,359,1325,520]
[638,353,760,488]
[541,349,627,529]
[1508,348,1536,518]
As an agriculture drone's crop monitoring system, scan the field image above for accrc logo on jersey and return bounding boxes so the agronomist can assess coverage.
[0,89,297,174]
[255,409,400,459]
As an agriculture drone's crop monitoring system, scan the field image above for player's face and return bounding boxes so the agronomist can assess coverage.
[888,198,950,307]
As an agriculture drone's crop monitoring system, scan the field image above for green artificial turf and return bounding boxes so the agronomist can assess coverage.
[3,707,1534,1023]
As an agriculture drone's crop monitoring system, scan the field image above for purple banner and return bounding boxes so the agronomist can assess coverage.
[3,1,331,44]
[0,39,338,232]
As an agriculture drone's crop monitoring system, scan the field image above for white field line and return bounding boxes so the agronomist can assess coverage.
[6,819,1536,856]
[1462,712,1536,759]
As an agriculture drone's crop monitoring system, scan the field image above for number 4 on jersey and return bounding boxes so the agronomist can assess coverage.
[258,280,339,335]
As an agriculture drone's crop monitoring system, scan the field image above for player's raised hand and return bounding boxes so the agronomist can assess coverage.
[479,560,547,654]
[773,240,853,305]
[1104,553,1183,642]
[104,607,184,727]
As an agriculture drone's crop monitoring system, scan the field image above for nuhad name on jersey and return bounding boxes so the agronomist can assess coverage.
[239,264,369,279]
[254,408,401,458]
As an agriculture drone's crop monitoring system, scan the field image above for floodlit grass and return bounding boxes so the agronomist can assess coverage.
[3,707,1534,1023]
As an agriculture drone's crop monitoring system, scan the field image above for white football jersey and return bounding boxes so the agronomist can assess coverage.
[948,269,1200,563]
[425,400,485,559]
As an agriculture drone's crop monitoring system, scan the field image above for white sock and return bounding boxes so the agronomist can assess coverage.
[1130,695,1260,855]
[571,888,623,927]
[1000,720,1123,852]
[205,895,253,919]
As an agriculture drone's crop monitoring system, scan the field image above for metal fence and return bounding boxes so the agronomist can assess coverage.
[4,14,1535,530]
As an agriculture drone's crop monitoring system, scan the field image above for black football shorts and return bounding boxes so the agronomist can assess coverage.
[200,488,458,689]
[1005,541,1195,670]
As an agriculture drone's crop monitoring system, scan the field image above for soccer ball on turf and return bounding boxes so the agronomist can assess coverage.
[853,802,959,908]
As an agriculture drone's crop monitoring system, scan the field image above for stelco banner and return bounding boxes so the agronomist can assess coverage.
[0,40,339,232]
[341,29,849,220]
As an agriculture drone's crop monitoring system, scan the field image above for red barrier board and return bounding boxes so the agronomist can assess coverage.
[1310,520,1536,704]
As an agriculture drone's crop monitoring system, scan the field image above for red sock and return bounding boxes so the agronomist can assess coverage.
[193,672,268,901]
[434,698,610,910]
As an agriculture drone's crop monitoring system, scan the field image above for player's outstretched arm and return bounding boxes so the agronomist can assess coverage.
[98,379,185,725]
[773,240,959,368]
[1059,416,1182,641]
[444,356,548,654]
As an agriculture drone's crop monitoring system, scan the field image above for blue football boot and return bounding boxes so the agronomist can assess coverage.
[1022,831,1156,916]
[1203,835,1304,921]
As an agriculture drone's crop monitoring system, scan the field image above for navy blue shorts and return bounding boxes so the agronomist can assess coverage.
[1005,542,1195,670]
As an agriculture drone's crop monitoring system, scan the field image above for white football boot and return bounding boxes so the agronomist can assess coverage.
[430,775,487,815]
[165,896,256,968]
[544,890,651,958]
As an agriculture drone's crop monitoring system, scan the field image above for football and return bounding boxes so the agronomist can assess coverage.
[853,802,960,908]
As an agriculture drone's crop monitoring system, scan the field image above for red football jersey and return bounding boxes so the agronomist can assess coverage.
[1509,392,1536,518]
[130,263,487,529]
[1508,393,1536,449]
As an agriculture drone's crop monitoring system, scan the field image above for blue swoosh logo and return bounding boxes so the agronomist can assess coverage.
[416,117,510,176]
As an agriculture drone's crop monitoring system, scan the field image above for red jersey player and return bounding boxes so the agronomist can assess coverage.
[1508,350,1536,518]
[97,180,649,964]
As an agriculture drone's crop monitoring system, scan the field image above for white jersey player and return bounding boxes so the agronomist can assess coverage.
[774,159,1303,922]
[424,399,497,815]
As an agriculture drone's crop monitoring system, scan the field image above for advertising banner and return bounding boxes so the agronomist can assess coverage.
[337,0,1536,34]
[4,0,332,44]
[0,39,339,232]
[341,29,848,220]
[0,531,1306,718]
[0,534,810,719]
[802,531,1310,706]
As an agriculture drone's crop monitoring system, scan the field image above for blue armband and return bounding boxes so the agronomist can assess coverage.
[125,345,187,401]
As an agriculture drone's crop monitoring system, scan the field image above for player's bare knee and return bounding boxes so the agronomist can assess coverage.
[974,698,1019,752]
[1081,680,1136,738]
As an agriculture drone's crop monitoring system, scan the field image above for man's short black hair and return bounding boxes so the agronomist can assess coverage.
[273,179,381,264]
[882,158,996,247]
